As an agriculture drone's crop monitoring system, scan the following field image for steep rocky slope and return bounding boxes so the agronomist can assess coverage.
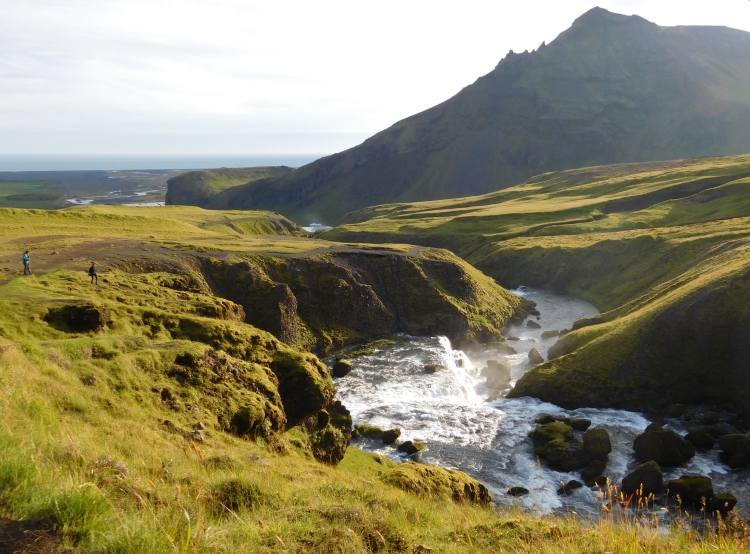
[183,8,750,222]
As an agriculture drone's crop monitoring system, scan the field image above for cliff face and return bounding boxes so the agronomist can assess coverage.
[200,250,531,354]
[166,167,293,207]
[194,8,750,222]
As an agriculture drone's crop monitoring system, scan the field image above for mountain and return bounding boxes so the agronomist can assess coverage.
[172,7,750,223]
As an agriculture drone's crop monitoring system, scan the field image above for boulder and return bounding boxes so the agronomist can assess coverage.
[702,424,729,439]
[382,428,401,445]
[621,461,663,496]
[557,480,583,496]
[666,404,686,418]
[526,320,541,329]
[398,441,426,455]
[482,359,512,389]
[507,335,520,341]
[708,492,737,516]
[701,412,721,425]
[667,476,713,505]
[424,364,439,374]
[562,417,592,431]
[718,434,750,467]
[507,486,529,497]
[633,424,695,466]
[685,430,715,450]
[588,476,608,487]
[536,414,557,425]
[583,428,612,461]
[541,330,560,340]
[354,423,385,438]
[531,422,588,471]
[581,460,607,483]
[495,342,518,355]
[528,348,544,365]
[331,360,353,377]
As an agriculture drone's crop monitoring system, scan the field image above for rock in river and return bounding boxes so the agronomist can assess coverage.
[633,423,695,466]
[482,359,512,389]
[583,428,612,461]
[332,360,353,377]
[531,422,589,471]
[528,348,544,365]
[667,475,713,505]
[621,461,663,496]
[718,434,750,468]
[382,428,401,445]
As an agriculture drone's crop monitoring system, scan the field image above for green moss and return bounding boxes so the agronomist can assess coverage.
[381,462,493,505]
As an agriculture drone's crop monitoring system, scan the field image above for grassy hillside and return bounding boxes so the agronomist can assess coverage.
[0,206,746,552]
[166,167,294,208]
[326,154,750,416]
[193,8,750,223]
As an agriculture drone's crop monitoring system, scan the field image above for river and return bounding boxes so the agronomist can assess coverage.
[329,287,743,516]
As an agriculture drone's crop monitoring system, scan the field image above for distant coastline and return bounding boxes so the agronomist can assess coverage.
[0,154,323,172]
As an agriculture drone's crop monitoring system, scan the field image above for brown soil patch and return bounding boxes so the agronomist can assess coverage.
[0,519,61,554]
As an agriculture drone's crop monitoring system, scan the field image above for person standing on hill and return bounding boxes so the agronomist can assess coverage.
[22,250,31,275]
[88,262,98,285]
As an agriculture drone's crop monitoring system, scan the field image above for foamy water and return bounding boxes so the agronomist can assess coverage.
[331,288,741,516]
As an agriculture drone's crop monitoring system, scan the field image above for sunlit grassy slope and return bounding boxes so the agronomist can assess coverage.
[328,154,750,414]
[0,205,747,552]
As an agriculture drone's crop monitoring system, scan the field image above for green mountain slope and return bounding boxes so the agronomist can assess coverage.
[325,153,750,416]
[189,8,750,222]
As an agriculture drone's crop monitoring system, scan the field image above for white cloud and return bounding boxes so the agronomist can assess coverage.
[1,0,748,155]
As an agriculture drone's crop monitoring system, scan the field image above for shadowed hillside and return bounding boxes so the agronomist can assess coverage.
[180,8,750,222]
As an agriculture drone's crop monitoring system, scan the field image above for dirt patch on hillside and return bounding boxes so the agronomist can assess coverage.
[0,519,61,554]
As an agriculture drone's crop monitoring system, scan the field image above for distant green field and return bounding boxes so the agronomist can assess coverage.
[0,180,66,209]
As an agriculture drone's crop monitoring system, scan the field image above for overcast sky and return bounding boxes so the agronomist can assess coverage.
[2,0,749,157]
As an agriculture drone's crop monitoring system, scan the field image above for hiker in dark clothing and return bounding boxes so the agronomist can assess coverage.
[88,263,98,285]
[23,250,31,275]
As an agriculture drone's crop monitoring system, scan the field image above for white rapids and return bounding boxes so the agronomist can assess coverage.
[330,288,740,516]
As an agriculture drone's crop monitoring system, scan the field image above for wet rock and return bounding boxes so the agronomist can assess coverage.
[559,329,570,336]
[536,414,557,425]
[382,428,401,445]
[701,412,721,425]
[354,423,385,438]
[685,430,715,450]
[507,335,520,341]
[332,360,353,377]
[588,475,608,487]
[666,404,686,418]
[621,461,662,496]
[81,375,96,386]
[526,320,541,329]
[563,417,592,431]
[397,441,425,455]
[557,480,583,496]
[531,422,588,471]
[482,359,512,389]
[708,492,737,515]
[702,424,729,439]
[507,486,529,497]
[718,434,750,467]
[633,424,695,466]
[528,348,544,365]
[423,364,439,374]
[529,309,541,316]
[495,342,518,355]
[583,428,612,461]
[581,460,607,483]
[541,330,560,339]
[667,475,713,505]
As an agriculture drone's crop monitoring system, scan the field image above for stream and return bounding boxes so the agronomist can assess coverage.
[329,287,747,517]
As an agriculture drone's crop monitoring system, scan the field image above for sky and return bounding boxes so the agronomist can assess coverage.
[2,0,750,157]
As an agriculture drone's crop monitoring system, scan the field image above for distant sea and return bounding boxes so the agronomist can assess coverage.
[0,155,324,172]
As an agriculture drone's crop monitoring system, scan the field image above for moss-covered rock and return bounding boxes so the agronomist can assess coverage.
[621,461,662,496]
[381,462,493,505]
[382,428,401,445]
[580,459,606,484]
[718,434,750,467]
[528,348,544,365]
[685,430,715,450]
[397,441,425,455]
[708,492,737,515]
[583,428,612,461]
[331,359,353,377]
[667,476,713,505]
[531,422,589,471]
[633,424,695,467]
[353,424,385,438]
[306,401,353,465]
